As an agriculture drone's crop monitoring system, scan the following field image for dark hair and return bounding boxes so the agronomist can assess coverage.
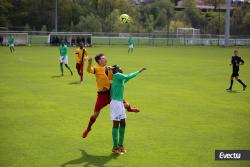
[112,65,121,74]
[95,53,104,63]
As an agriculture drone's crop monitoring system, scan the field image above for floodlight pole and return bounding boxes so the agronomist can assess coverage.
[55,0,58,32]
[225,0,231,47]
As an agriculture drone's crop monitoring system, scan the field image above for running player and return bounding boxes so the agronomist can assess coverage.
[75,43,88,83]
[8,35,15,53]
[59,41,73,76]
[226,50,247,91]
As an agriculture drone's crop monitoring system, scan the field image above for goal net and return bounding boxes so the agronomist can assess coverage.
[177,28,200,44]
[48,32,92,46]
[0,32,28,45]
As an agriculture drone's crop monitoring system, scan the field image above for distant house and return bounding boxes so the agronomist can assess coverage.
[175,0,235,12]
[133,0,156,5]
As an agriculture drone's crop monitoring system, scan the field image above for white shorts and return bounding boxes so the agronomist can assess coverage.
[9,44,14,47]
[128,44,134,49]
[110,100,126,121]
[60,56,68,64]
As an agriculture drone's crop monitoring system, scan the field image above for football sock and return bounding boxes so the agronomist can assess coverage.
[229,80,233,89]
[112,127,119,148]
[118,127,125,146]
[237,79,246,87]
[65,65,73,74]
[60,65,64,74]
[87,116,96,130]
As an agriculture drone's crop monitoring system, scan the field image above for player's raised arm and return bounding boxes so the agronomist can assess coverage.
[114,67,146,83]
[87,57,95,74]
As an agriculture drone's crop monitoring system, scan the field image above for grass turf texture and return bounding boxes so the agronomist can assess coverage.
[0,46,250,167]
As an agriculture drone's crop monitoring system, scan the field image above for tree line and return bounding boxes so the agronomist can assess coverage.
[0,0,249,35]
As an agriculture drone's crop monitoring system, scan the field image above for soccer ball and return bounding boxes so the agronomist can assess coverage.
[119,14,130,24]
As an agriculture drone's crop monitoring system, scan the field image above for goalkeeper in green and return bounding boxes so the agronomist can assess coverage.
[110,65,146,155]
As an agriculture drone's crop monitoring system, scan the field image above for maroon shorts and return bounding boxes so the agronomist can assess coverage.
[94,91,111,112]
[76,63,83,71]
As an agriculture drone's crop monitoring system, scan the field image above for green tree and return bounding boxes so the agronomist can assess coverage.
[41,25,47,32]
[182,0,205,30]
[206,12,225,34]
[242,12,250,35]
[0,0,13,27]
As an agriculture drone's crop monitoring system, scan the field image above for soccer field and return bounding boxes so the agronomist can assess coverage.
[0,46,250,167]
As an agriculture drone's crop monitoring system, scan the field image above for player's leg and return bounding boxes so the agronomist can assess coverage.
[123,99,140,112]
[9,45,13,53]
[63,56,73,75]
[76,63,80,76]
[80,63,83,82]
[118,119,127,153]
[235,76,247,90]
[65,64,73,75]
[82,92,111,138]
[227,75,234,91]
[112,120,121,154]
[60,63,64,76]
[12,45,15,52]
[76,63,81,81]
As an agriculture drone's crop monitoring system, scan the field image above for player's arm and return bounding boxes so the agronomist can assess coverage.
[229,57,233,65]
[84,49,88,60]
[87,57,95,74]
[116,68,146,83]
[239,58,245,65]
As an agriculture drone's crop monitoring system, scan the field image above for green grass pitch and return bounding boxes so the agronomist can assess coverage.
[0,45,250,167]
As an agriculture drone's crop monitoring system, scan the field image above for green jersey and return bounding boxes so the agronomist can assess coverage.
[128,38,134,45]
[59,45,68,57]
[110,71,140,101]
[8,36,15,45]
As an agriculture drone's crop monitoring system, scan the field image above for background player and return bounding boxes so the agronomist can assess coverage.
[226,50,247,91]
[75,43,88,83]
[110,65,146,155]
[128,37,134,54]
[8,34,15,53]
[59,41,73,76]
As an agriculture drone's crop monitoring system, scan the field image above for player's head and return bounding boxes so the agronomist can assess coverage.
[234,50,238,56]
[112,65,123,74]
[95,53,107,66]
[79,42,83,49]
[60,40,64,46]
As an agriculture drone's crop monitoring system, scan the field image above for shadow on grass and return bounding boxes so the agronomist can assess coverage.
[61,149,121,167]
[51,75,62,78]
[69,81,81,85]
[227,90,240,93]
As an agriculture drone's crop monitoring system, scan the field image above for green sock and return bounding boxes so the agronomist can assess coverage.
[118,127,125,146]
[65,65,73,74]
[112,127,119,149]
[60,65,64,74]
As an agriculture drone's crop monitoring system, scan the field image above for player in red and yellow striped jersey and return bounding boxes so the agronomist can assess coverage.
[75,43,88,83]
[82,53,140,139]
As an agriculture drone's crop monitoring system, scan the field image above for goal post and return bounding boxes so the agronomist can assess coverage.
[48,32,92,46]
[0,32,28,45]
[177,28,200,44]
